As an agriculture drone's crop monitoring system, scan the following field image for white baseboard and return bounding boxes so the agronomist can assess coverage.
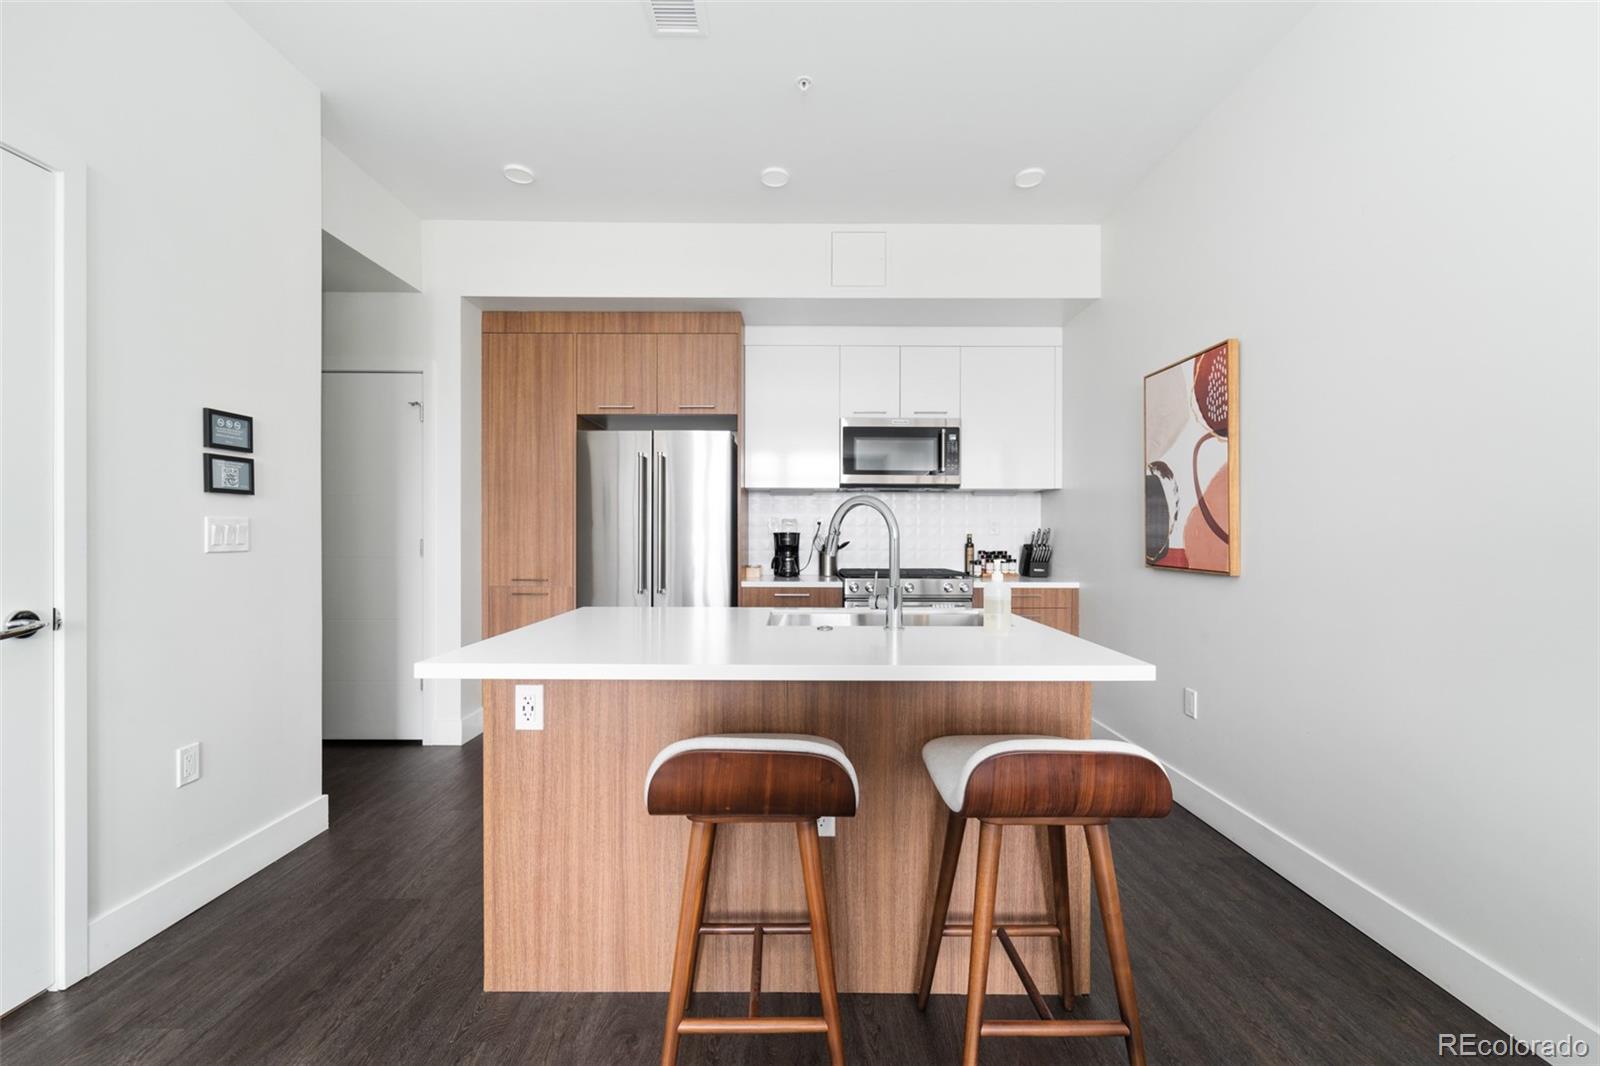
[428,704,482,746]
[1092,721,1598,1064]
[87,795,329,974]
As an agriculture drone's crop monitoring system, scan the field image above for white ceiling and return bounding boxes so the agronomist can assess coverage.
[234,1,1308,224]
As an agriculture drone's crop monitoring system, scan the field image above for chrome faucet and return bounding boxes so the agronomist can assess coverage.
[826,494,902,630]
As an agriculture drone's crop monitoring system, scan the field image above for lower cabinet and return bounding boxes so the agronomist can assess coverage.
[739,585,845,608]
[971,586,1078,634]
[486,584,577,637]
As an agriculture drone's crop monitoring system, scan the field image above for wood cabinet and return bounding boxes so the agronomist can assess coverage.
[656,333,740,414]
[577,334,656,415]
[840,346,900,416]
[971,585,1078,634]
[959,346,1059,489]
[744,345,840,489]
[483,314,743,638]
[738,585,844,608]
[483,333,575,597]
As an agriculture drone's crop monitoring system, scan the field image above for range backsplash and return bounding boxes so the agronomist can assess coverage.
[746,491,1044,575]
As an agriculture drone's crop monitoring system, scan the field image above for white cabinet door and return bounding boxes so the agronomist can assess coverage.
[745,345,841,489]
[839,346,900,417]
[959,347,1059,489]
[900,346,961,417]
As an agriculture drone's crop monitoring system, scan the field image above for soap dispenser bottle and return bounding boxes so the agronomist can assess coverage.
[983,564,1011,633]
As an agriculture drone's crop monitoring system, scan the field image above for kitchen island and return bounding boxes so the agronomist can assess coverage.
[416,606,1154,998]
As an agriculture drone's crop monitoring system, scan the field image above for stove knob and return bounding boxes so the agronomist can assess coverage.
[902,581,916,594]
[846,581,859,594]
[958,582,970,594]
[941,581,955,594]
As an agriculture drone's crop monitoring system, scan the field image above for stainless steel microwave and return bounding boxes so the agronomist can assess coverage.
[839,418,961,488]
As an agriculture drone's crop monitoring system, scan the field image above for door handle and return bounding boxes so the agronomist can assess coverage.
[656,452,667,595]
[2,610,47,640]
[638,451,649,595]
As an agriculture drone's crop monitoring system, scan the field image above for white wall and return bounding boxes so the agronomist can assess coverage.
[3,2,327,970]
[322,139,423,291]
[1043,3,1598,1056]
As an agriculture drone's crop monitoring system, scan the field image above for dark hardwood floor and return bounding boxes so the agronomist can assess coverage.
[2,740,1534,1064]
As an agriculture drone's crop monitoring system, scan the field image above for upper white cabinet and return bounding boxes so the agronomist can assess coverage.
[745,345,841,489]
[899,346,961,417]
[959,347,1060,490]
[839,346,900,417]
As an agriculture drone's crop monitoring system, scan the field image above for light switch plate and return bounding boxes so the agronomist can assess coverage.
[1183,687,1199,720]
[204,516,250,553]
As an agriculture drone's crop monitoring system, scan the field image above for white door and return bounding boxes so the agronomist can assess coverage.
[321,372,424,740]
[900,346,961,418]
[744,345,841,490]
[1,148,58,1013]
[839,345,900,417]
[959,347,1060,489]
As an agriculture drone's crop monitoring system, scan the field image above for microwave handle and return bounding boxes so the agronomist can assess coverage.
[939,430,947,473]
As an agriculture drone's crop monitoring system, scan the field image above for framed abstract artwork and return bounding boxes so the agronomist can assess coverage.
[1144,339,1240,575]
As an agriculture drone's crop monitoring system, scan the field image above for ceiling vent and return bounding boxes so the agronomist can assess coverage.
[646,0,702,36]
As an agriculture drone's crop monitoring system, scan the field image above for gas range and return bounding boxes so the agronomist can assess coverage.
[837,568,974,609]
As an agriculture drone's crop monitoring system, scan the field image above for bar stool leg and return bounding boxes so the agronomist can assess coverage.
[1047,824,1076,1012]
[662,820,717,1066]
[961,821,1004,1066]
[796,820,846,1066]
[1086,823,1146,1066]
[916,811,966,1010]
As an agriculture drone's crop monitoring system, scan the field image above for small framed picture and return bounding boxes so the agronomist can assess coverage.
[203,454,255,495]
[203,408,253,453]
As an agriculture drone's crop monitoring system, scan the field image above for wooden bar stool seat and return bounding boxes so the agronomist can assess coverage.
[647,734,858,1066]
[914,735,1172,1066]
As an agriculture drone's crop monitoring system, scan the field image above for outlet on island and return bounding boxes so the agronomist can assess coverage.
[515,684,544,731]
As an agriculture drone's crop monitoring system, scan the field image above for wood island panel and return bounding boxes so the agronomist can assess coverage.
[483,680,1093,997]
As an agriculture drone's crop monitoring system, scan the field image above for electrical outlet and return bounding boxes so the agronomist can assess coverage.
[816,816,836,838]
[514,684,544,730]
[176,742,201,787]
[1183,688,1199,720]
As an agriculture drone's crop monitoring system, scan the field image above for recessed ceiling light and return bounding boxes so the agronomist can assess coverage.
[760,166,790,189]
[1014,167,1046,189]
[503,164,537,185]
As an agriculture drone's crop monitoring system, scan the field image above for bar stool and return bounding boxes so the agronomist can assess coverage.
[914,735,1172,1066]
[647,734,858,1066]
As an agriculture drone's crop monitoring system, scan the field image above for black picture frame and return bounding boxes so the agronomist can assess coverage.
[203,408,253,453]
[203,453,255,495]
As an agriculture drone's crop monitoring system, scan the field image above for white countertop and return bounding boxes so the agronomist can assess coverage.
[415,606,1153,683]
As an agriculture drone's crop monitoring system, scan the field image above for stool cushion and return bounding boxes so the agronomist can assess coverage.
[921,735,1171,819]
[646,734,860,817]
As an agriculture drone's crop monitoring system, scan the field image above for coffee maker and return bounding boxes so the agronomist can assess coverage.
[771,531,802,579]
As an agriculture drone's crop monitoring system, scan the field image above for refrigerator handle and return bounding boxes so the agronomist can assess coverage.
[656,451,668,595]
[637,452,649,596]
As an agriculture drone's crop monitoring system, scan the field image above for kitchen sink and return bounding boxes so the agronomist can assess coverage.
[767,609,985,628]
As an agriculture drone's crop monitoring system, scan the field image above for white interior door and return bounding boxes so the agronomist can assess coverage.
[1,148,59,1013]
[321,372,424,740]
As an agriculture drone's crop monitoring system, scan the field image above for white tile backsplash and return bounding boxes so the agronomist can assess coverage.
[747,491,1043,574]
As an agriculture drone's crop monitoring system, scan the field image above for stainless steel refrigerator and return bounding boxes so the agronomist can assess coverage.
[577,430,736,607]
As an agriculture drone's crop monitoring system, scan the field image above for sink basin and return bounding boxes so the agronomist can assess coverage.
[767,609,985,628]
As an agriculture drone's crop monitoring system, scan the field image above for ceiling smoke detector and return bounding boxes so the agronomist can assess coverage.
[1014,167,1046,189]
[646,0,702,36]
[760,166,790,189]
[503,164,537,185]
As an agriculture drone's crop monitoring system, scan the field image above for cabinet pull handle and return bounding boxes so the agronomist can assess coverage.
[853,410,888,415]
[596,403,636,410]
[913,409,948,414]
[509,590,549,598]
[511,577,550,583]
[773,592,812,599]
[676,403,717,410]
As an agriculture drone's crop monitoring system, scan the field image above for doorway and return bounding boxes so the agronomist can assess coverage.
[320,371,425,739]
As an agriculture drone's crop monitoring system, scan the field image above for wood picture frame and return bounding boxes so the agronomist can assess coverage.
[1142,339,1239,575]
